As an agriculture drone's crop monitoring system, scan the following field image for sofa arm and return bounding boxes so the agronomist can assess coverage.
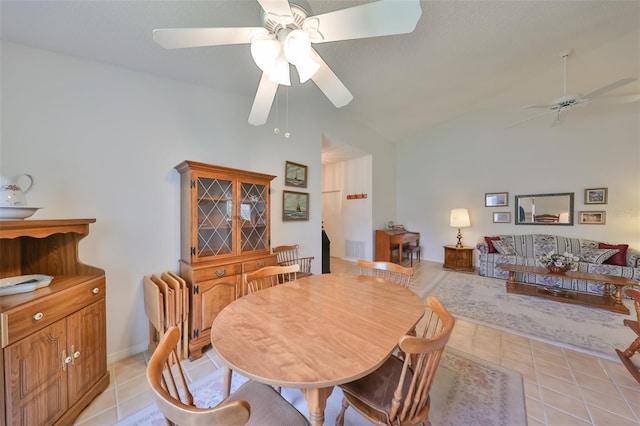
[476,242,489,254]
[627,249,640,268]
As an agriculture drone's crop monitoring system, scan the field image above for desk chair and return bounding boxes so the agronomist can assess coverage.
[146,326,309,426]
[336,296,455,426]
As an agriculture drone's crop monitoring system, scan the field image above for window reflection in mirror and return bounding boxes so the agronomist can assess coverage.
[515,193,574,225]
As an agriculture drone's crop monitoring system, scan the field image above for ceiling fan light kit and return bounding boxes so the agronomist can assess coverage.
[506,48,639,128]
[153,0,422,126]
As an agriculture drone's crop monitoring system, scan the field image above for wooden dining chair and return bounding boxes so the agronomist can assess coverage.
[357,259,414,288]
[616,288,640,383]
[147,326,309,426]
[273,244,314,279]
[244,264,300,294]
[336,296,455,426]
[533,214,560,223]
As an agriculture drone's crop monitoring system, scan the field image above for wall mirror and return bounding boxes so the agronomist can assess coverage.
[515,193,574,225]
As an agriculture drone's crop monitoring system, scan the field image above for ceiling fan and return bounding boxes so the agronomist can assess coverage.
[506,49,639,128]
[153,0,422,126]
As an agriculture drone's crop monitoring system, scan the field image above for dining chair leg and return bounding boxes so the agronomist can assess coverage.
[223,367,232,398]
[335,397,349,426]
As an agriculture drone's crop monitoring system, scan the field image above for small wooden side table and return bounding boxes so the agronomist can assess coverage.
[443,245,474,272]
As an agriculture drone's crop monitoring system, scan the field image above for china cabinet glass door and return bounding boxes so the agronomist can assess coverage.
[197,176,233,257]
[239,181,268,253]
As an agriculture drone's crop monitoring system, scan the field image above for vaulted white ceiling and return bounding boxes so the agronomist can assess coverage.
[1,1,639,144]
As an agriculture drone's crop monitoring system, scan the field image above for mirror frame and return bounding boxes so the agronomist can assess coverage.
[514,192,574,226]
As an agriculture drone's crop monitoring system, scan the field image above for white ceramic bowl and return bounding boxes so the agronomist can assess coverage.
[0,206,41,220]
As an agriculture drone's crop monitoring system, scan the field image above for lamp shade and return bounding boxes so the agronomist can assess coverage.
[450,208,471,228]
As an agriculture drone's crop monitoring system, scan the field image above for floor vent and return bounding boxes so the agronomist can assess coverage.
[345,240,366,259]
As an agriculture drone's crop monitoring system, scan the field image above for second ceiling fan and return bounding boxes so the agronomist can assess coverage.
[153,0,422,126]
[507,49,638,128]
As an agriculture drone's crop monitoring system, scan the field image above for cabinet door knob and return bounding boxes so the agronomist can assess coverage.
[215,269,226,277]
[92,287,100,294]
[257,261,265,268]
[33,312,44,321]
[73,351,81,359]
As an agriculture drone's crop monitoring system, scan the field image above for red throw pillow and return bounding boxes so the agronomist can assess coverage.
[485,236,501,254]
[598,243,628,266]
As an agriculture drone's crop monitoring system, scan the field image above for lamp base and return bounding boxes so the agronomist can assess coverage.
[455,228,464,248]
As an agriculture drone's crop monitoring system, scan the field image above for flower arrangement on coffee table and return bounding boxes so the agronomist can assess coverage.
[539,251,580,273]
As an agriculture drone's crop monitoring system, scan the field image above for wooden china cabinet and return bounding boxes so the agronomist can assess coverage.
[175,161,277,360]
[0,219,108,426]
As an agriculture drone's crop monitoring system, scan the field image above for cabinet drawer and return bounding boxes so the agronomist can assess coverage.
[242,255,277,273]
[1,277,105,347]
[193,263,242,282]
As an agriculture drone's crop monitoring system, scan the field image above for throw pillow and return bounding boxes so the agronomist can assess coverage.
[580,249,619,264]
[492,239,516,256]
[598,243,628,266]
[485,236,501,254]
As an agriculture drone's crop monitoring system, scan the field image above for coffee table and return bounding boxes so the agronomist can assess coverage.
[497,263,638,315]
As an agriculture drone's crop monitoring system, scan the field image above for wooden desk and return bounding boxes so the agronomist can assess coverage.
[497,263,639,314]
[375,229,420,263]
[210,273,425,426]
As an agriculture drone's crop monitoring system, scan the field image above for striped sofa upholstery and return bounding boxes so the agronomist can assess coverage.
[477,234,640,296]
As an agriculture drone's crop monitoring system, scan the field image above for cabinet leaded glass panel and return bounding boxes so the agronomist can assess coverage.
[240,182,268,252]
[197,176,233,257]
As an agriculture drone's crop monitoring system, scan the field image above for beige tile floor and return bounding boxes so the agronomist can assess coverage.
[75,258,640,426]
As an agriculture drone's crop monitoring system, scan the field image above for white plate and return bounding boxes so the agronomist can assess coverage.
[0,274,53,296]
[0,206,41,220]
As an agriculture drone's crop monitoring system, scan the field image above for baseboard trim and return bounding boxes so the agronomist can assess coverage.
[107,341,148,365]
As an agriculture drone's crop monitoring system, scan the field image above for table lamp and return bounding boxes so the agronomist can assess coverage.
[450,208,471,248]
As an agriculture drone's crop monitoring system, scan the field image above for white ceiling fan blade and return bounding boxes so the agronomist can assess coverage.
[257,0,293,23]
[584,78,637,99]
[310,0,422,43]
[153,28,260,49]
[593,93,640,104]
[310,51,353,108]
[249,73,279,126]
[504,110,554,129]
[522,103,555,109]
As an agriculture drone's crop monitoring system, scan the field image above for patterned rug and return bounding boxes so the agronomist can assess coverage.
[116,348,526,426]
[419,267,633,361]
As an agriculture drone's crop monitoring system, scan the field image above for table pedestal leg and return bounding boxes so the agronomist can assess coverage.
[506,271,516,292]
[301,386,334,426]
[222,367,232,399]
[613,284,625,307]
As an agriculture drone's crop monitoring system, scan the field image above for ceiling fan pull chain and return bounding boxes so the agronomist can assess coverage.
[285,87,290,138]
[274,87,280,134]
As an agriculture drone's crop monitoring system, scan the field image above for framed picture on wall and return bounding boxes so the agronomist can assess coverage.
[493,212,511,223]
[485,192,508,207]
[578,211,606,225]
[283,191,309,221]
[584,188,608,205]
[285,161,308,188]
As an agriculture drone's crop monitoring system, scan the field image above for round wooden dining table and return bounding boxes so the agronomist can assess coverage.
[210,273,425,426]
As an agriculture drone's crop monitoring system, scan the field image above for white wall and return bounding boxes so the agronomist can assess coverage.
[396,30,640,262]
[0,41,395,362]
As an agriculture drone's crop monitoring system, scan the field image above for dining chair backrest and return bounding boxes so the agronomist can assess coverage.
[357,259,413,288]
[146,326,251,426]
[336,296,455,426]
[391,296,455,423]
[244,264,300,294]
[273,244,314,278]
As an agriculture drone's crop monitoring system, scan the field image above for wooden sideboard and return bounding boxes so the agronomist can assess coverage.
[175,161,277,360]
[0,219,109,426]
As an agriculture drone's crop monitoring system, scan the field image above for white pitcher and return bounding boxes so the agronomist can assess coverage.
[0,174,34,207]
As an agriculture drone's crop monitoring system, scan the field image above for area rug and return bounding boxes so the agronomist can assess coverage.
[420,268,633,361]
[116,348,526,426]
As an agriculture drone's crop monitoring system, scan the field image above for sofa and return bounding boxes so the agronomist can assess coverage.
[477,234,640,296]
